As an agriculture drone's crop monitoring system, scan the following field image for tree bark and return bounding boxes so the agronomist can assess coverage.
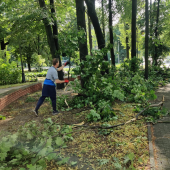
[28,63,31,72]
[102,0,105,39]
[0,39,9,50]
[154,0,160,66]
[38,0,57,58]
[76,0,88,87]
[145,0,149,79]
[85,0,105,51]
[88,16,92,55]
[125,24,130,59]
[126,37,130,59]
[131,0,137,58]
[50,0,64,89]
[85,0,108,74]
[109,0,115,66]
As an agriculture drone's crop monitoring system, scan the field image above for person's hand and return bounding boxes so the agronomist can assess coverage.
[64,80,69,83]
[64,61,70,66]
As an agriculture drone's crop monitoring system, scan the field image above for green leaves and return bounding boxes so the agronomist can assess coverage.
[86,109,101,122]
[57,157,69,165]
[97,159,109,165]
[0,115,6,120]
[0,58,21,85]
[0,119,73,169]
[56,137,64,146]
[113,90,124,101]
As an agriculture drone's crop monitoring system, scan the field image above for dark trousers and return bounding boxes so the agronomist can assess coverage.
[35,84,56,111]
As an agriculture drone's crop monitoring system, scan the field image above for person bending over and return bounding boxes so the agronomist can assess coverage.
[34,58,69,116]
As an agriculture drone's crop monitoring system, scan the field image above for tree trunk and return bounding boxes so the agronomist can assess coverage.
[85,0,106,54]
[125,24,130,59]
[131,0,137,58]
[38,0,57,58]
[109,0,115,66]
[126,37,130,59]
[37,35,40,55]
[1,39,5,50]
[19,42,25,83]
[50,0,64,89]
[85,0,108,74]
[76,0,88,87]
[154,0,160,66]
[28,63,31,72]
[145,0,149,79]
[102,0,105,39]
[149,0,152,57]
[1,39,9,58]
[88,16,92,55]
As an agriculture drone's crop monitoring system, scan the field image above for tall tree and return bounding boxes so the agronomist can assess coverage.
[145,0,149,79]
[154,0,160,66]
[38,0,57,59]
[109,0,115,66]
[125,24,130,59]
[88,16,92,55]
[85,0,108,61]
[102,0,105,39]
[50,0,64,89]
[131,0,137,59]
[85,0,108,74]
[76,0,88,87]
[1,39,9,51]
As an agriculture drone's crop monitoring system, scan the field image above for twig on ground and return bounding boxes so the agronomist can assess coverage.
[64,82,70,108]
[57,96,165,130]
[136,95,164,119]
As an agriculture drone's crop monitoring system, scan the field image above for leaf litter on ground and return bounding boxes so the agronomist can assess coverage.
[0,91,150,169]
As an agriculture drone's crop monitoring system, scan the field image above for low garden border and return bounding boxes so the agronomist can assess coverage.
[0,83,42,112]
[0,76,81,112]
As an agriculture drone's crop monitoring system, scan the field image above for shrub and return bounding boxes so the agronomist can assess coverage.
[0,59,21,85]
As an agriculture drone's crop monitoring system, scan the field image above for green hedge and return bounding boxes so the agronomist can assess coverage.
[25,71,47,77]
[25,74,38,82]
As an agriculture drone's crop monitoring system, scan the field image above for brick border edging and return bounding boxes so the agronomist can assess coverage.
[0,83,42,112]
[147,122,155,170]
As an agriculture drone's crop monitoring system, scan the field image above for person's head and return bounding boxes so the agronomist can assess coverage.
[52,58,59,68]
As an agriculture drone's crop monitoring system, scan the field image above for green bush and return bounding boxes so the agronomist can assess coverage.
[25,71,47,77]
[0,59,21,85]
[0,118,73,169]
[25,73,38,82]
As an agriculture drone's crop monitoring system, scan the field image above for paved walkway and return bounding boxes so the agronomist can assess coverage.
[150,84,170,170]
[0,82,42,95]
[0,85,29,94]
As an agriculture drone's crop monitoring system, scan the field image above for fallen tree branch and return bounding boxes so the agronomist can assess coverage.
[136,96,164,120]
[61,95,165,129]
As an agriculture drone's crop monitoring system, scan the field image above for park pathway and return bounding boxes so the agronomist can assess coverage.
[149,83,170,170]
[0,85,29,94]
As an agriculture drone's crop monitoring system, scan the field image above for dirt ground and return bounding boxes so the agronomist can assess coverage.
[0,87,151,170]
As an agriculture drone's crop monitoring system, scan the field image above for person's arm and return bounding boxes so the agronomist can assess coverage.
[55,79,69,84]
[57,64,65,71]
[57,61,70,71]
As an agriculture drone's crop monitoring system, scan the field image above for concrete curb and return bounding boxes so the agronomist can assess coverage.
[147,122,155,170]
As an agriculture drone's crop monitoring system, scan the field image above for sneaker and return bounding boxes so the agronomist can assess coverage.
[33,110,38,117]
[52,110,59,115]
